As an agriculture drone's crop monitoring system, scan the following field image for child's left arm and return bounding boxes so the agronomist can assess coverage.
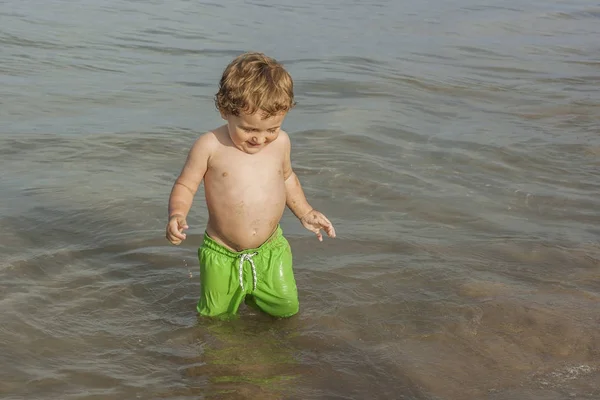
[282,132,336,241]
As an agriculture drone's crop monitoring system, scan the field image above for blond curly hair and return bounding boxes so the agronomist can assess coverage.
[215,52,295,118]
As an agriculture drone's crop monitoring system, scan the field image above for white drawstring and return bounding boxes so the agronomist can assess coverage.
[238,252,258,291]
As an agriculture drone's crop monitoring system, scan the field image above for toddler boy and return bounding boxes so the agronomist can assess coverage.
[166,52,336,318]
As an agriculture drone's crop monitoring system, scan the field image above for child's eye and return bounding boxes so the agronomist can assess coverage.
[268,129,278,134]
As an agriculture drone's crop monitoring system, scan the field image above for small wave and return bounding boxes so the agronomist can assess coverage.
[0,32,82,51]
[543,8,600,20]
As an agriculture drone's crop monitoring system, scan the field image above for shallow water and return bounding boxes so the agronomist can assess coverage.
[1,0,599,399]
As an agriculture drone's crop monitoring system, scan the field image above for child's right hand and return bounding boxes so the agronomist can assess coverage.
[166,214,189,245]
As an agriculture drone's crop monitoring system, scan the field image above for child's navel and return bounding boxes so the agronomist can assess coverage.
[222,172,228,177]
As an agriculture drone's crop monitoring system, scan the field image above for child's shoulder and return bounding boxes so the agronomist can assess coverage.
[185,127,225,163]
[191,126,226,149]
[276,130,292,155]
[276,129,291,147]
[278,129,290,140]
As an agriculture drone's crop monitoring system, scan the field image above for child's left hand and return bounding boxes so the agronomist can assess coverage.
[300,210,336,242]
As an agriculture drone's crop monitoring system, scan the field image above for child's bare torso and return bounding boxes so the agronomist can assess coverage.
[203,127,287,251]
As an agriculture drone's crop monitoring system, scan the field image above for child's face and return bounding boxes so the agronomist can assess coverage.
[223,110,287,154]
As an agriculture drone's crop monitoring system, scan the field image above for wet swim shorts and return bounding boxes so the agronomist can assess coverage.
[196,226,299,318]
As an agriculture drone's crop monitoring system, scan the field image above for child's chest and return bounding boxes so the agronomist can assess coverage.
[207,150,284,185]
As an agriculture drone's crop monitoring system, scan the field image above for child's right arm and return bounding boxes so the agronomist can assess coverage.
[166,133,214,245]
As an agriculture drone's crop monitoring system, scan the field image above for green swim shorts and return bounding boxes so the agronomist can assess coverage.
[196,226,299,318]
